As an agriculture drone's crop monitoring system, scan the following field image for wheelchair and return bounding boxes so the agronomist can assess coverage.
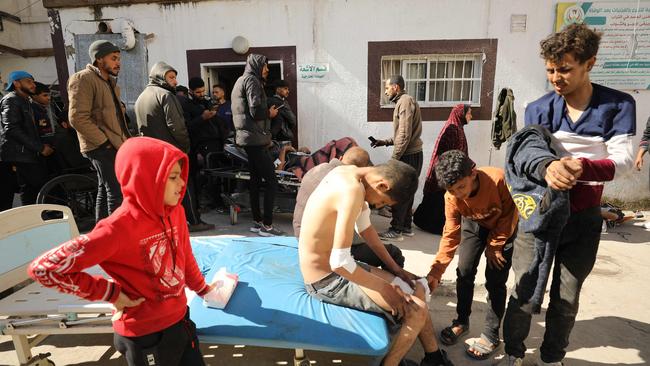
[36,128,97,232]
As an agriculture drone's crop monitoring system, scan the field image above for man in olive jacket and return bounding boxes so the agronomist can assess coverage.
[68,40,131,222]
[231,53,284,236]
[135,61,190,153]
[135,62,214,232]
[372,75,424,241]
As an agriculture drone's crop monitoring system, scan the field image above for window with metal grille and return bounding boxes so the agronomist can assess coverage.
[380,54,483,107]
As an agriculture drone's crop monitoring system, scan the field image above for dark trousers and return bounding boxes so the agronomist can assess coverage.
[244,146,277,226]
[14,161,49,206]
[413,189,446,235]
[503,207,601,362]
[84,147,122,222]
[181,173,201,226]
[114,308,204,366]
[183,152,203,226]
[456,218,513,344]
[0,161,19,211]
[351,242,405,269]
[390,151,423,232]
[196,141,226,208]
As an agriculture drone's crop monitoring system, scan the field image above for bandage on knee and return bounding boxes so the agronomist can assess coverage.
[329,248,358,273]
[391,277,431,300]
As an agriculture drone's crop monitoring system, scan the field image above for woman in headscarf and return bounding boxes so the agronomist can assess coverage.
[413,104,472,234]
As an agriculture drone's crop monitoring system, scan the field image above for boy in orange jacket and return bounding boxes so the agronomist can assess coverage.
[426,150,518,360]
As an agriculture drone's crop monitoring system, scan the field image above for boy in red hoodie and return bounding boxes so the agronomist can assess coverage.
[29,136,213,366]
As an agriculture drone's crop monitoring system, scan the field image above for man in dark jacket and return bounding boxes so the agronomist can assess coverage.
[0,71,53,205]
[212,84,233,137]
[135,62,213,232]
[268,79,296,142]
[178,77,223,230]
[231,53,284,236]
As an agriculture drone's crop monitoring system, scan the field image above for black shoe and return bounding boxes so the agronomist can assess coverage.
[189,221,215,232]
[420,349,454,366]
[400,360,419,366]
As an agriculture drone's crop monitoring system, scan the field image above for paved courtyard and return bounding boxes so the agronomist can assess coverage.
[0,209,648,365]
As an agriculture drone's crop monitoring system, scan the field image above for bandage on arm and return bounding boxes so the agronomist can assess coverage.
[355,202,372,234]
[329,247,358,273]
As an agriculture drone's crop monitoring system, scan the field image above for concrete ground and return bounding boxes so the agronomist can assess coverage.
[0,208,648,366]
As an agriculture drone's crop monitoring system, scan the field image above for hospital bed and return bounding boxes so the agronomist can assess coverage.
[0,206,390,365]
[0,205,113,366]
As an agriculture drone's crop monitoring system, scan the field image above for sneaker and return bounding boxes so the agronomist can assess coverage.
[249,221,263,233]
[188,221,215,233]
[258,225,286,237]
[214,206,229,215]
[379,228,403,241]
[493,355,524,366]
[377,207,392,218]
[402,229,415,237]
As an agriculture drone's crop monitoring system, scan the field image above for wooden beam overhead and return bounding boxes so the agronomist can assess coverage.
[43,0,209,9]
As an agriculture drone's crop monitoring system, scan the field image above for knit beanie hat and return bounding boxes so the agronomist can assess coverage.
[88,40,120,62]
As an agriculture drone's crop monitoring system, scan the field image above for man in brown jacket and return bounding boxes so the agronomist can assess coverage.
[68,40,131,222]
[372,75,423,241]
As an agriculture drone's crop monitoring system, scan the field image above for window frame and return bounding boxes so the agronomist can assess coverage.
[368,39,498,122]
[381,54,484,108]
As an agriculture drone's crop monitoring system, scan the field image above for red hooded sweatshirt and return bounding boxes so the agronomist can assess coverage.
[28,137,209,336]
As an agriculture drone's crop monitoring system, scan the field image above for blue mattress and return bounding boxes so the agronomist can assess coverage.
[189,236,390,356]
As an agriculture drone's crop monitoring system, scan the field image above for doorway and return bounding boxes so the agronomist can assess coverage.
[186,46,298,145]
[201,61,283,100]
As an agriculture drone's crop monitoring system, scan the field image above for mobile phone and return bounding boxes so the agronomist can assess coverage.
[368,136,377,143]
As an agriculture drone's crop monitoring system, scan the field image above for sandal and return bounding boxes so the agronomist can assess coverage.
[439,320,469,345]
[466,334,500,360]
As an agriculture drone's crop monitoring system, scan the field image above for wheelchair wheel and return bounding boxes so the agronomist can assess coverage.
[37,174,98,232]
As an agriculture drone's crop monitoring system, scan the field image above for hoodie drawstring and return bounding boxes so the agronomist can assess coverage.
[160,216,177,272]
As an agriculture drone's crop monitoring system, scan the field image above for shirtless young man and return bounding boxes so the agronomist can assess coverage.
[299,160,453,366]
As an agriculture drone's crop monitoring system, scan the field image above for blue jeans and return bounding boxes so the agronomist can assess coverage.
[84,145,122,222]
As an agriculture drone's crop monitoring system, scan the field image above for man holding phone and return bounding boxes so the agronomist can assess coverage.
[371,75,423,241]
[268,79,296,142]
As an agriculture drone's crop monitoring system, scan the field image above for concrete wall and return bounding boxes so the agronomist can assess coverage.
[0,54,58,85]
[0,0,56,85]
[54,0,650,202]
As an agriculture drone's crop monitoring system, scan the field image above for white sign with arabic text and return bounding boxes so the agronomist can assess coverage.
[297,63,330,83]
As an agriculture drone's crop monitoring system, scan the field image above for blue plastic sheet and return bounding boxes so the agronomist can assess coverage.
[189,236,390,356]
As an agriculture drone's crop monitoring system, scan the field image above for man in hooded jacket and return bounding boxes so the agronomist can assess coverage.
[135,62,213,233]
[231,53,284,236]
[135,62,190,153]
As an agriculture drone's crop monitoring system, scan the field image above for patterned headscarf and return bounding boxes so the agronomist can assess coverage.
[423,104,469,193]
